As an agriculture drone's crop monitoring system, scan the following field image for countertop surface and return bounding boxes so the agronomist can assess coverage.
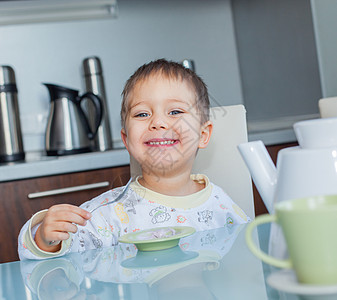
[0,147,130,183]
[0,127,298,183]
[248,128,296,146]
[247,113,318,146]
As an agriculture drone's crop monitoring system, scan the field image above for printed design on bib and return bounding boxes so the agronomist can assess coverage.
[100,198,109,205]
[198,210,213,225]
[232,203,248,221]
[79,238,85,248]
[79,230,86,248]
[226,217,234,226]
[220,204,228,210]
[97,225,113,238]
[177,215,187,223]
[114,203,130,224]
[100,248,114,262]
[201,233,217,246]
[180,242,190,250]
[124,199,137,215]
[149,205,171,224]
[88,231,103,249]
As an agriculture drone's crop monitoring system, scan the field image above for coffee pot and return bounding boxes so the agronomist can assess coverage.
[238,117,337,213]
[44,83,102,156]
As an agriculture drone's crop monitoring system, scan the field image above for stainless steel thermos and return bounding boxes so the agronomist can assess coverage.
[0,66,25,163]
[82,56,113,151]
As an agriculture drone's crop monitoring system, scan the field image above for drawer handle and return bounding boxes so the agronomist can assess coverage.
[28,181,110,199]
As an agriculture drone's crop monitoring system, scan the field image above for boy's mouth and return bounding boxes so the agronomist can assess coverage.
[145,138,179,147]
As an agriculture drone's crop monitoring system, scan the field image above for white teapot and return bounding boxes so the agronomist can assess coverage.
[238,117,337,214]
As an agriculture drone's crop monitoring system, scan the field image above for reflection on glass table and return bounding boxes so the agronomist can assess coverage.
[0,223,322,300]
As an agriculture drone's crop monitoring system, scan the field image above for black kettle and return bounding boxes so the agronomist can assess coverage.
[44,83,103,156]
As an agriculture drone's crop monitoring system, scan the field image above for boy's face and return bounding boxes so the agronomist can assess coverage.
[121,74,212,177]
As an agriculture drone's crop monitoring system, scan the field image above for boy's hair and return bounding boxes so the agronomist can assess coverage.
[120,59,210,128]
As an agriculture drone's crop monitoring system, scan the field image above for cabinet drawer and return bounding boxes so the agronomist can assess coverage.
[0,165,130,263]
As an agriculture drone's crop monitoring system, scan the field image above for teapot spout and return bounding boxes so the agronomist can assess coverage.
[238,141,277,213]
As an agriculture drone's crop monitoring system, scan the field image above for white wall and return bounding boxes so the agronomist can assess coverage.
[0,0,243,152]
[232,0,321,122]
[311,0,337,98]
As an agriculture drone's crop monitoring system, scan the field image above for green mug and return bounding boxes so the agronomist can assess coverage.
[246,195,337,285]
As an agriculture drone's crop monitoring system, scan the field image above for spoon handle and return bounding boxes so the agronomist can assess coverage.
[90,177,132,213]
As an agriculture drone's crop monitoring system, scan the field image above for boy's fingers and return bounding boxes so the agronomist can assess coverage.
[52,211,88,226]
[65,205,92,219]
[41,222,77,243]
[48,204,92,220]
[49,231,70,242]
[52,222,79,234]
[40,204,91,247]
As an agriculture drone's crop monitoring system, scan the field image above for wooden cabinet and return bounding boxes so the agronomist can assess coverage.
[253,142,298,216]
[0,165,130,263]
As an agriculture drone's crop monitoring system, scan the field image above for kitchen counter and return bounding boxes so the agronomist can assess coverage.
[247,113,319,146]
[248,128,296,145]
[0,132,292,183]
[1,114,314,183]
[0,147,130,183]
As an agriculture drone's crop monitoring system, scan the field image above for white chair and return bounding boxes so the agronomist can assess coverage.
[319,97,337,118]
[130,104,255,219]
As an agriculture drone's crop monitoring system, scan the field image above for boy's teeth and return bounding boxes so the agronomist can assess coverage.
[149,140,175,145]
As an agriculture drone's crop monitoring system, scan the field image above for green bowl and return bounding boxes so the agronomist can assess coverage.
[118,226,196,251]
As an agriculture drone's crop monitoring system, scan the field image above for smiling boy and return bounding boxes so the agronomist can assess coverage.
[121,64,212,196]
[18,59,249,260]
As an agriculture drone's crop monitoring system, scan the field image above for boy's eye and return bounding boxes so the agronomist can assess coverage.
[169,110,183,116]
[135,112,149,118]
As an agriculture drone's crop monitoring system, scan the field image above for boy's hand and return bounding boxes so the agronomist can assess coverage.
[34,204,92,252]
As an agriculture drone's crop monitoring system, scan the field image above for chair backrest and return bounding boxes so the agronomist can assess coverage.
[129,104,255,219]
[319,97,337,118]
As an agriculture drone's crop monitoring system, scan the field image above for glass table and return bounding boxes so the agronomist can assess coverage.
[0,224,320,300]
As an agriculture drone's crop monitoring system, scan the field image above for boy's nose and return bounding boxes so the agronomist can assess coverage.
[149,116,168,130]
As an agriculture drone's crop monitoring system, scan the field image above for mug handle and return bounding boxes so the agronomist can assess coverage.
[245,214,292,269]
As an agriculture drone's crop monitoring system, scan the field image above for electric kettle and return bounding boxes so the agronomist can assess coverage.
[44,83,103,156]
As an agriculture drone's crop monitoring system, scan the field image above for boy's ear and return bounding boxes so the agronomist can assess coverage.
[198,121,213,149]
[121,128,129,151]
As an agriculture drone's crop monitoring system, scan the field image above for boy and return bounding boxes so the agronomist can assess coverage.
[18,59,249,260]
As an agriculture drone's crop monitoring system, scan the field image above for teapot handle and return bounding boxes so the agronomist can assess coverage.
[78,92,103,140]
